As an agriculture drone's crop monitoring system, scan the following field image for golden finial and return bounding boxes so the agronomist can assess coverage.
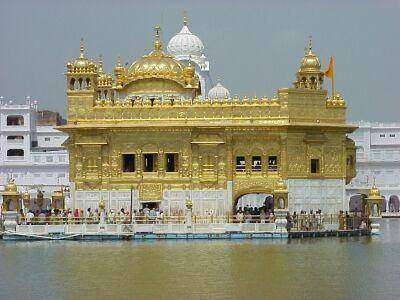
[308,34,312,51]
[80,37,85,58]
[99,54,103,68]
[183,10,188,26]
[116,55,122,67]
[154,25,162,51]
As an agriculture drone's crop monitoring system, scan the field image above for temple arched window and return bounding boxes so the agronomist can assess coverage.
[7,135,24,142]
[86,78,91,89]
[78,78,83,90]
[7,149,24,156]
[235,156,246,172]
[7,115,24,126]
[268,156,278,171]
[69,78,76,90]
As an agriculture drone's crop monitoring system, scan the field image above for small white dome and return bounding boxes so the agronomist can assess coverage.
[167,20,204,58]
[208,80,230,100]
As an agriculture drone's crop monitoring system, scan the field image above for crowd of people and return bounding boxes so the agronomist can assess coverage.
[284,210,370,232]
[15,206,168,225]
[8,206,370,230]
[234,208,371,232]
[235,208,276,223]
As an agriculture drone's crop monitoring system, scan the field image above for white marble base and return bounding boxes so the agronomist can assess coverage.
[3,211,18,232]
[288,179,346,214]
[71,187,231,216]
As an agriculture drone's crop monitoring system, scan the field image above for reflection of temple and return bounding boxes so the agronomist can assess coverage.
[59,20,356,215]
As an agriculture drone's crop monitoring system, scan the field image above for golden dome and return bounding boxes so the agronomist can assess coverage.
[126,26,196,89]
[299,39,321,72]
[67,38,97,72]
[5,178,18,193]
[114,56,125,75]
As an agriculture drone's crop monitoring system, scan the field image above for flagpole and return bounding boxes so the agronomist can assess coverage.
[331,56,334,98]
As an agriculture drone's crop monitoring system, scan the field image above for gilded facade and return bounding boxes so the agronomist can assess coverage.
[59,24,356,215]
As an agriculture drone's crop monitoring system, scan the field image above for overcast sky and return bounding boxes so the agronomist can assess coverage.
[0,0,399,121]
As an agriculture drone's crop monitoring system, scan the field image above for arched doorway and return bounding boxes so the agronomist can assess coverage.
[234,193,274,214]
[389,195,400,212]
[349,194,367,213]
[381,196,387,212]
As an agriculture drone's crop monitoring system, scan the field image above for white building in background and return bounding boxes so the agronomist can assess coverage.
[167,16,214,98]
[0,97,70,208]
[346,121,400,212]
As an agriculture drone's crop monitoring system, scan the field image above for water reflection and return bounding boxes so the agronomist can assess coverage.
[0,219,399,299]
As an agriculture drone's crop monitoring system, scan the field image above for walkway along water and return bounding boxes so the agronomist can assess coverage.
[0,213,377,241]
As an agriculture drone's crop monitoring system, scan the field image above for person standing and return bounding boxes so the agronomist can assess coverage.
[286,212,293,233]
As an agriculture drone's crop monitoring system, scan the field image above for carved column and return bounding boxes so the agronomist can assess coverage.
[136,149,142,177]
[280,133,288,178]
[226,134,233,181]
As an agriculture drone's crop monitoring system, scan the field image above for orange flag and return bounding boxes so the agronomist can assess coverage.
[324,56,334,97]
[325,56,334,79]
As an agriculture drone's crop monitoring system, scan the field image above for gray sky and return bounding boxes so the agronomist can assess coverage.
[0,0,399,121]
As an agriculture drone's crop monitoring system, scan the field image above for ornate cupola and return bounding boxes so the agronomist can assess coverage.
[293,37,324,90]
[208,78,231,101]
[114,56,125,88]
[66,38,98,91]
[65,38,99,122]
[167,15,204,59]
[97,55,114,100]
[366,183,383,216]
[121,25,200,99]
[1,178,20,212]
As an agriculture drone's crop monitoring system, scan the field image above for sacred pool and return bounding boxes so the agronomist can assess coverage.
[0,219,398,299]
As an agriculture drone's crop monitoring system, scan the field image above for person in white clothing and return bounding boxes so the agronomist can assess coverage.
[26,211,34,225]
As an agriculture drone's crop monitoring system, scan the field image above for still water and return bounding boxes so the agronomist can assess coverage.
[0,219,399,300]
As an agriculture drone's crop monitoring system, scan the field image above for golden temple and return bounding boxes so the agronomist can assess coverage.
[59,22,356,215]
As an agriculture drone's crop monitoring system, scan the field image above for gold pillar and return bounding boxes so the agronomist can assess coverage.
[366,184,382,217]
[37,190,44,209]
[22,191,30,210]
[273,177,289,210]
[51,190,65,210]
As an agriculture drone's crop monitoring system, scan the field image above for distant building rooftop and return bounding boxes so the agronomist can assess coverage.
[37,110,66,126]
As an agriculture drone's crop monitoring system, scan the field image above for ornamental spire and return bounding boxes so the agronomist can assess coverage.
[154,25,162,51]
[183,10,188,26]
[79,37,85,58]
[98,54,103,68]
[98,54,104,75]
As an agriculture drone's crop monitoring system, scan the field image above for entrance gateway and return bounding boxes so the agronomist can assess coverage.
[140,201,160,210]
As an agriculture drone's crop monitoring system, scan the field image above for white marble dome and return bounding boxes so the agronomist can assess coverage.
[208,80,230,100]
[167,20,204,58]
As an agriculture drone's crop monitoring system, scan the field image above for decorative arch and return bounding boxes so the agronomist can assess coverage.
[7,115,24,126]
[389,195,400,212]
[349,194,366,213]
[381,196,387,212]
[235,193,274,212]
